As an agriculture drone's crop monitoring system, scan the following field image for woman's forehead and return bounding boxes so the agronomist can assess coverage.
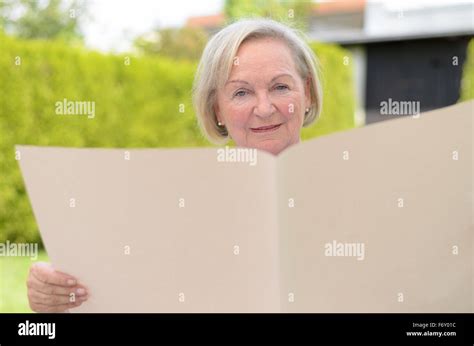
[236,37,293,62]
[229,39,298,78]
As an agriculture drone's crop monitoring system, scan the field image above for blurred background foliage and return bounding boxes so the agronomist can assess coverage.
[133,27,209,61]
[224,0,312,31]
[0,0,86,43]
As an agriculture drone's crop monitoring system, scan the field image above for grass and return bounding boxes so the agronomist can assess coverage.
[0,250,49,312]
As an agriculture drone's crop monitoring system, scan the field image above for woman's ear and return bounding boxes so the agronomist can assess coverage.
[214,103,224,125]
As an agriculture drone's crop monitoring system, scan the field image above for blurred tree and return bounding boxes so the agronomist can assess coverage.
[134,27,208,60]
[0,0,86,42]
[0,0,14,31]
[224,0,313,31]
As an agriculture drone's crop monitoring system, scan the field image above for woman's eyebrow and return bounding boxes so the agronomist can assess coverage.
[271,73,294,82]
[225,79,249,85]
[225,73,294,86]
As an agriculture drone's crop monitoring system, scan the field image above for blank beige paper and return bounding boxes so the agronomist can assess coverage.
[17,101,473,312]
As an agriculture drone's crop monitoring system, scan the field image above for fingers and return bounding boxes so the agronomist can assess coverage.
[27,262,89,313]
[27,273,88,297]
[28,269,87,296]
[28,288,88,306]
[28,289,87,313]
[30,262,77,287]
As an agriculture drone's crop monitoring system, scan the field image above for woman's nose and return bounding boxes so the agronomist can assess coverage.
[253,92,276,118]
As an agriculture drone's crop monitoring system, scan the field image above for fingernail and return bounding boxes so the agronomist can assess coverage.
[76,288,86,296]
[79,295,88,301]
[67,279,76,286]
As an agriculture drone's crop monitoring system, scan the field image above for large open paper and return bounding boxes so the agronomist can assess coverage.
[17,101,473,312]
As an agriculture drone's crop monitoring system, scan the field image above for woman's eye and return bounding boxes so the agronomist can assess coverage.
[275,84,289,91]
[234,90,247,97]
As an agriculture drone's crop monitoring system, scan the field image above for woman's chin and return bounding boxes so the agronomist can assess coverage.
[251,139,289,156]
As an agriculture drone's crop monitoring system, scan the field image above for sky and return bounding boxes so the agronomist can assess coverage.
[82,0,223,52]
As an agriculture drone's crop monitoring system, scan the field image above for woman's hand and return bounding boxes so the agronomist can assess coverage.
[27,262,88,312]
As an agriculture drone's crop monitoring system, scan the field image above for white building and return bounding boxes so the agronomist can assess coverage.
[308,0,474,125]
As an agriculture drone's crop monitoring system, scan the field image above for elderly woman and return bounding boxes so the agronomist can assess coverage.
[26,18,322,312]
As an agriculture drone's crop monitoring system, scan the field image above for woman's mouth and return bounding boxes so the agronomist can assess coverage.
[250,123,282,133]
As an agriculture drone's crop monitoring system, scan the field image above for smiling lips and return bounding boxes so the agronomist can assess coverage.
[250,123,282,133]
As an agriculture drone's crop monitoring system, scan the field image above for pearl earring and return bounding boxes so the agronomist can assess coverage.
[217,121,223,126]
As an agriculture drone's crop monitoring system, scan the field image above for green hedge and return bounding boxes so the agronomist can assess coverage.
[302,42,355,139]
[0,33,355,246]
[459,38,474,102]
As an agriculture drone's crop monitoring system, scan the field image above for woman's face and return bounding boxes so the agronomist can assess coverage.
[215,37,311,156]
